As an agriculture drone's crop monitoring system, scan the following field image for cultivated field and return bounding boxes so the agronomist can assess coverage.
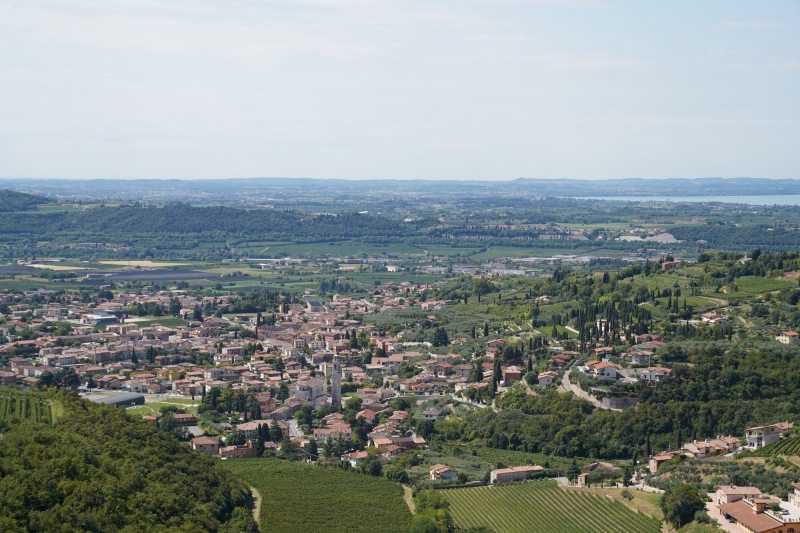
[98,260,190,267]
[0,389,58,424]
[223,459,411,533]
[743,436,800,457]
[444,481,661,533]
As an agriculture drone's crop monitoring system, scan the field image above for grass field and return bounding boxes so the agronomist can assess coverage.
[126,317,189,328]
[223,459,411,533]
[444,481,661,533]
[126,399,199,416]
[99,260,191,267]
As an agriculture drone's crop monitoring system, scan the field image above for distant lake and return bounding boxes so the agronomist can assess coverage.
[572,195,800,206]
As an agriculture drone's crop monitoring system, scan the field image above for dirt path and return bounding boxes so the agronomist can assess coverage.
[696,296,729,306]
[251,487,262,527]
[403,485,415,514]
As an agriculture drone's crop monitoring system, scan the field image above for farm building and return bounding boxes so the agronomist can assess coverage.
[91,392,145,407]
[490,465,544,484]
[429,464,458,481]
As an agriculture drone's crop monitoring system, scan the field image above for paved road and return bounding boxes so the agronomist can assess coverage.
[562,369,604,409]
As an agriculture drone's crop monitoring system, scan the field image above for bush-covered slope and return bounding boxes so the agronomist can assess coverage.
[0,390,255,533]
[0,190,49,212]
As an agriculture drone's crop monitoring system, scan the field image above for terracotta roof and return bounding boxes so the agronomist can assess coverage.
[717,485,762,496]
[718,500,781,533]
[192,436,219,445]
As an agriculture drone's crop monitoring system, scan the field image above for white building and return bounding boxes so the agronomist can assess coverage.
[295,376,327,408]
[746,423,784,449]
[641,367,672,383]
[776,331,800,344]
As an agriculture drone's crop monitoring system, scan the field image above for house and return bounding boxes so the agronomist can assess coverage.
[746,423,787,449]
[454,364,473,378]
[219,441,257,459]
[681,440,725,459]
[429,464,458,481]
[789,482,800,507]
[648,452,674,473]
[421,408,445,421]
[715,485,762,505]
[776,331,800,345]
[627,351,651,365]
[587,361,618,379]
[502,366,523,385]
[343,451,369,467]
[641,367,671,383]
[591,346,614,357]
[191,436,220,454]
[538,371,558,388]
[306,301,325,313]
[701,312,726,324]
[718,495,800,533]
[490,465,544,484]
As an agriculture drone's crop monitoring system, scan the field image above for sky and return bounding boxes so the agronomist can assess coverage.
[1,1,799,181]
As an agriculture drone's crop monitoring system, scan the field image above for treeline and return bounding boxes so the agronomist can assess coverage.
[671,225,800,250]
[438,342,800,460]
[0,389,256,532]
[0,206,415,240]
[0,190,49,212]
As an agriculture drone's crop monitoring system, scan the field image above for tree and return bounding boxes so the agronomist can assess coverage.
[472,279,494,297]
[307,439,318,461]
[357,454,383,477]
[483,323,489,337]
[385,464,409,483]
[661,484,705,529]
[270,420,284,442]
[432,328,449,347]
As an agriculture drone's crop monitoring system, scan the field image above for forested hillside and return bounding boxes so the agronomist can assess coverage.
[0,190,49,212]
[0,390,256,533]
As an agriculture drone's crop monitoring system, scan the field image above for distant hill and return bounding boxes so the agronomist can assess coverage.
[0,189,50,212]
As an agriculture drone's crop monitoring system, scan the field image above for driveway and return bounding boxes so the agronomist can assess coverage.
[562,369,605,409]
[706,501,746,533]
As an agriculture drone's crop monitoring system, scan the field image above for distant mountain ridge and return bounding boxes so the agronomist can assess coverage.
[0,177,798,201]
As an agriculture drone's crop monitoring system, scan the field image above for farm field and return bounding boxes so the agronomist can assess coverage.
[223,458,410,533]
[444,481,661,533]
[733,276,795,294]
[0,388,58,424]
[98,260,191,267]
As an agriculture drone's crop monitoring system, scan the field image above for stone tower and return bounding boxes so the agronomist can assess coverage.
[331,354,342,408]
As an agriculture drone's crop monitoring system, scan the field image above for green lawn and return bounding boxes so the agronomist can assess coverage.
[444,481,661,533]
[223,459,411,533]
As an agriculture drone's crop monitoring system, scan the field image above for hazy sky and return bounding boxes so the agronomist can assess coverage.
[1,1,799,180]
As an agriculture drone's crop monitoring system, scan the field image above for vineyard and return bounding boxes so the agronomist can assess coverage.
[223,458,411,533]
[744,436,800,457]
[0,389,56,424]
[444,481,662,533]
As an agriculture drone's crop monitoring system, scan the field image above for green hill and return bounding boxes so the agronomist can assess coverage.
[0,189,49,212]
[0,389,255,532]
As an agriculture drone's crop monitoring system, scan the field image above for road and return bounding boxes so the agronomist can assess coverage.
[561,368,606,410]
